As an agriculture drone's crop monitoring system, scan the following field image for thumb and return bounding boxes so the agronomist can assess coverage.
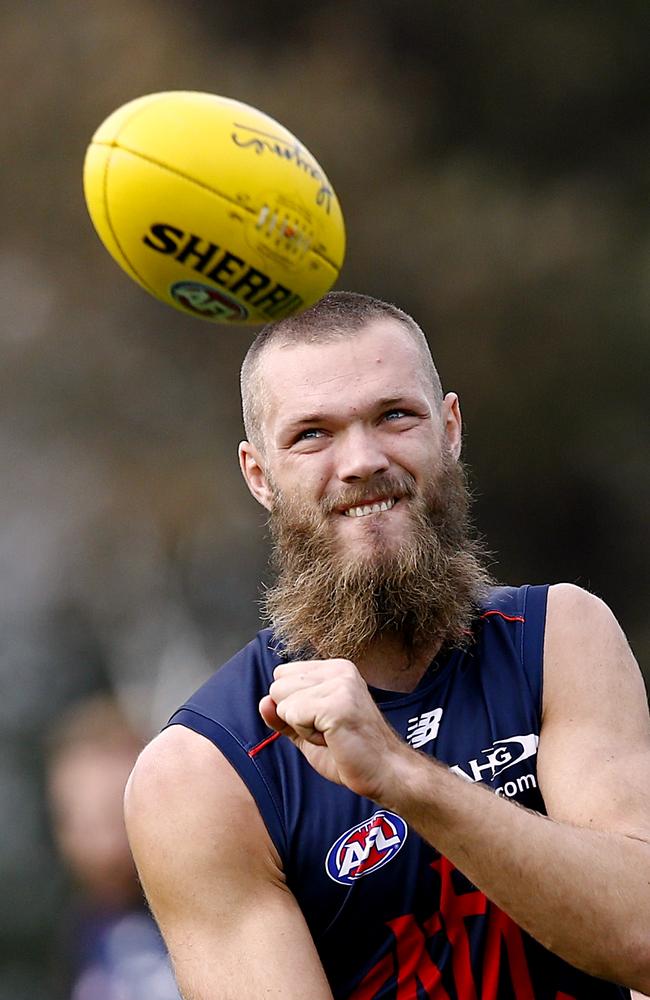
[259,695,328,748]
[259,694,288,733]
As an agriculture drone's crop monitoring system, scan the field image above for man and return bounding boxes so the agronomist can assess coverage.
[46,694,179,1000]
[125,292,650,999]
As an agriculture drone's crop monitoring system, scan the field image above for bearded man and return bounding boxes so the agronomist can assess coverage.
[125,292,650,999]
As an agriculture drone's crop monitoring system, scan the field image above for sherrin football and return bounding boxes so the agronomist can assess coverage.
[83,91,346,324]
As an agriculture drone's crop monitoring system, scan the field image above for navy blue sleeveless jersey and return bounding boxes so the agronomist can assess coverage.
[167,585,630,1000]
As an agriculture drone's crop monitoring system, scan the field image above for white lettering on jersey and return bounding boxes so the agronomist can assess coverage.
[338,823,401,878]
[450,733,539,783]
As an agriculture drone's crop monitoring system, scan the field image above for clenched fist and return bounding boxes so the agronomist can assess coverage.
[259,659,407,801]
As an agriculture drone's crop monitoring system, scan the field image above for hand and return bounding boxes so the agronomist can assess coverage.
[259,659,406,800]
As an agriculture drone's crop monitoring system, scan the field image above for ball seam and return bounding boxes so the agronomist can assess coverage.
[92,139,342,273]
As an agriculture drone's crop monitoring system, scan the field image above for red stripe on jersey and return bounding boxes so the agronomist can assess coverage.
[248,731,281,757]
[481,611,526,623]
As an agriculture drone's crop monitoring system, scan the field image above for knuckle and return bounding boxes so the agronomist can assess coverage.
[276,701,291,725]
[269,679,285,702]
[285,708,305,732]
[332,657,356,674]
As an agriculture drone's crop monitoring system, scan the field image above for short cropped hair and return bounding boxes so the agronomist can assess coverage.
[240,291,443,450]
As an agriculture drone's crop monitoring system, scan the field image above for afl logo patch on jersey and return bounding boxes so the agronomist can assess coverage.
[325,810,408,886]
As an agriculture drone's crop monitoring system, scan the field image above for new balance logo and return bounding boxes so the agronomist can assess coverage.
[406,708,443,749]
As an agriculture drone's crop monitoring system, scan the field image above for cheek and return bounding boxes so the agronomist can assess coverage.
[387,442,435,484]
[276,458,331,500]
[301,472,330,505]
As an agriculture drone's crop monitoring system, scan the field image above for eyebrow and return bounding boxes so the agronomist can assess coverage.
[279,413,329,437]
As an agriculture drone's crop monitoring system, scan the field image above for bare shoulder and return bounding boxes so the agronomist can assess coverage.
[538,583,650,833]
[543,583,648,730]
[125,728,334,997]
[126,722,263,821]
[125,724,284,907]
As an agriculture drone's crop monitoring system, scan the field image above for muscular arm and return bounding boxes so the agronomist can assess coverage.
[124,725,334,1000]
[264,584,650,992]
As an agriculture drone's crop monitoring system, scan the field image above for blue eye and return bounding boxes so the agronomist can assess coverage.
[297,428,324,440]
[384,409,407,421]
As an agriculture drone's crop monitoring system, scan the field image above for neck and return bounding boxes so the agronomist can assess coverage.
[353,632,443,693]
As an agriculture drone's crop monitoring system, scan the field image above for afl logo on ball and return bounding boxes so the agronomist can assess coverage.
[325,811,408,886]
[171,281,249,321]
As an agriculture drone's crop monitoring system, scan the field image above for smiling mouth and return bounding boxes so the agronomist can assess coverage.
[342,497,398,518]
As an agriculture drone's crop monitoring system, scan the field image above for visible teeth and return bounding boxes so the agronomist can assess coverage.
[344,498,396,517]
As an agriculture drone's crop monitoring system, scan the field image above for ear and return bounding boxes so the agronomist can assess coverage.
[441,392,462,460]
[238,441,273,511]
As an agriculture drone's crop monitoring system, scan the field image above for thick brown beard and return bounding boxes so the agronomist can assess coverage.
[263,451,493,663]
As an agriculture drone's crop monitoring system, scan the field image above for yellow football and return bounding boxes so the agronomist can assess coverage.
[83,92,345,324]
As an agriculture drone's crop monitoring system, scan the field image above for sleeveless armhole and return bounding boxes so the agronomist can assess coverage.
[521,584,550,719]
[166,707,288,861]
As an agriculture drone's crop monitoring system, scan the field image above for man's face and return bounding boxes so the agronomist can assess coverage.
[49,746,139,904]
[248,319,460,561]
[239,320,487,660]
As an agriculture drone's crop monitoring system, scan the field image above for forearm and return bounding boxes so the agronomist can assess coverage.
[382,748,650,991]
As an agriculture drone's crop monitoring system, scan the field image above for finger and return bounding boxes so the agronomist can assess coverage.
[259,695,328,747]
[259,695,292,734]
[269,673,324,703]
[277,700,328,745]
[288,721,328,747]
[273,660,325,680]
[274,692,330,747]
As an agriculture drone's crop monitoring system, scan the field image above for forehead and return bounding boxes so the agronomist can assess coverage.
[259,320,431,428]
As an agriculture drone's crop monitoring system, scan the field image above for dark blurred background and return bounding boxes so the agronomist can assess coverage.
[1,1,648,996]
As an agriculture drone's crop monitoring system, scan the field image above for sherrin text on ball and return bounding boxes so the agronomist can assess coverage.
[83,91,346,324]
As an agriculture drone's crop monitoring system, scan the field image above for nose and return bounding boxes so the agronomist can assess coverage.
[334,425,390,483]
